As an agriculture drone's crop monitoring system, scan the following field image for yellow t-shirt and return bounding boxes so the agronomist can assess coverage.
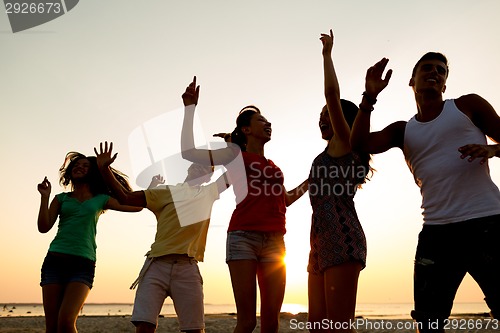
[144,182,219,261]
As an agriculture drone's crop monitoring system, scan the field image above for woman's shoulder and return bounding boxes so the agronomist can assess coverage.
[315,149,357,161]
[57,192,110,203]
[242,151,272,164]
[55,192,70,201]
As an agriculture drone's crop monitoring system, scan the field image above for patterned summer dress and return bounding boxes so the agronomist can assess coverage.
[307,150,367,274]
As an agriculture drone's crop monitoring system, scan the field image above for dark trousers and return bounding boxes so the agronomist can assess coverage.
[411,215,500,332]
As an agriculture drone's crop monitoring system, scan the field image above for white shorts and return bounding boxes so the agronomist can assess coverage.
[131,254,204,330]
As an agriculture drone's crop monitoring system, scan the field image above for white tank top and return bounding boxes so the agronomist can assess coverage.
[404,99,500,225]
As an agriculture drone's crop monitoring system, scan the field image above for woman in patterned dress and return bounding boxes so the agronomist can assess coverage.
[307,30,371,332]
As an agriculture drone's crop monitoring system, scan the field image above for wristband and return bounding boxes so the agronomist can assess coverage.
[359,102,374,113]
[362,91,377,105]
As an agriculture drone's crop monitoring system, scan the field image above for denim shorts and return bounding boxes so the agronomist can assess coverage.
[40,252,96,289]
[226,230,285,263]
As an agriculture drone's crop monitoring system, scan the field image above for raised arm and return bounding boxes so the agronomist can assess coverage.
[456,93,500,164]
[95,142,147,208]
[37,177,60,233]
[321,30,351,157]
[351,58,404,154]
[181,77,239,166]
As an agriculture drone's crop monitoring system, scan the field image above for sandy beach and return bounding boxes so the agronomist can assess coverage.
[0,313,498,333]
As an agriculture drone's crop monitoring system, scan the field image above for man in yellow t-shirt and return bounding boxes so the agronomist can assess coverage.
[96,143,230,333]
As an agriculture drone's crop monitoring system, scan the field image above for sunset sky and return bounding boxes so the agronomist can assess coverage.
[1,0,500,314]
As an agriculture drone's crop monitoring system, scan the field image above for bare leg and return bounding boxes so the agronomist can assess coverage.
[257,261,286,333]
[324,262,362,333]
[57,282,90,333]
[308,273,329,333]
[42,284,65,333]
[228,260,258,333]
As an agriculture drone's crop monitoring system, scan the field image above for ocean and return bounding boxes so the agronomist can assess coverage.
[0,302,491,319]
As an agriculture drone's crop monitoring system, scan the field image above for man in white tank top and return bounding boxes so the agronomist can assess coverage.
[351,54,500,332]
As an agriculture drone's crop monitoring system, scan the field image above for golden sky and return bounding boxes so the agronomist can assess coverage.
[1,0,499,313]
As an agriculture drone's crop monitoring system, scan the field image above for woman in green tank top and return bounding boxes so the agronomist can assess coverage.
[37,151,141,333]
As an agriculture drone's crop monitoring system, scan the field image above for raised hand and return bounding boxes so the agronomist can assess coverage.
[182,76,200,106]
[365,58,393,99]
[94,141,117,169]
[320,29,334,55]
[148,174,165,188]
[213,132,232,142]
[37,177,51,197]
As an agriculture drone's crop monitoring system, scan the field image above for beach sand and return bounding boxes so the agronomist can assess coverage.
[0,313,497,332]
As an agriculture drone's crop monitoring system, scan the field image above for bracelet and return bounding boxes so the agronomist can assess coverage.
[362,91,377,105]
[359,102,374,113]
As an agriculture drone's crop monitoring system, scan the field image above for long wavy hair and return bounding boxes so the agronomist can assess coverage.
[335,99,374,186]
[230,105,261,152]
[59,152,132,196]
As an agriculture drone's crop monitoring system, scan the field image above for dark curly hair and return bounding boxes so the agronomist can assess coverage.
[59,152,132,196]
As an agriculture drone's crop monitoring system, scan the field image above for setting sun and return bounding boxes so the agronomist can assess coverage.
[284,232,310,296]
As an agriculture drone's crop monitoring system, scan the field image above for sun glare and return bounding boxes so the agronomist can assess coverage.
[284,249,309,288]
[281,303,308,315]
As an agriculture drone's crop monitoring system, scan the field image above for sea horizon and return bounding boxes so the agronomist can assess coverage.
[1,302,491,320]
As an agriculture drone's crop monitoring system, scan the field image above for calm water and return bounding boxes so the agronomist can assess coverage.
[0,302,491,319]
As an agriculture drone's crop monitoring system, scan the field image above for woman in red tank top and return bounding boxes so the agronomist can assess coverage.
[181,78,308,333]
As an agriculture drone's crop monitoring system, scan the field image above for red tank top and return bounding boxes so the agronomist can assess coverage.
[227,152,286,233]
